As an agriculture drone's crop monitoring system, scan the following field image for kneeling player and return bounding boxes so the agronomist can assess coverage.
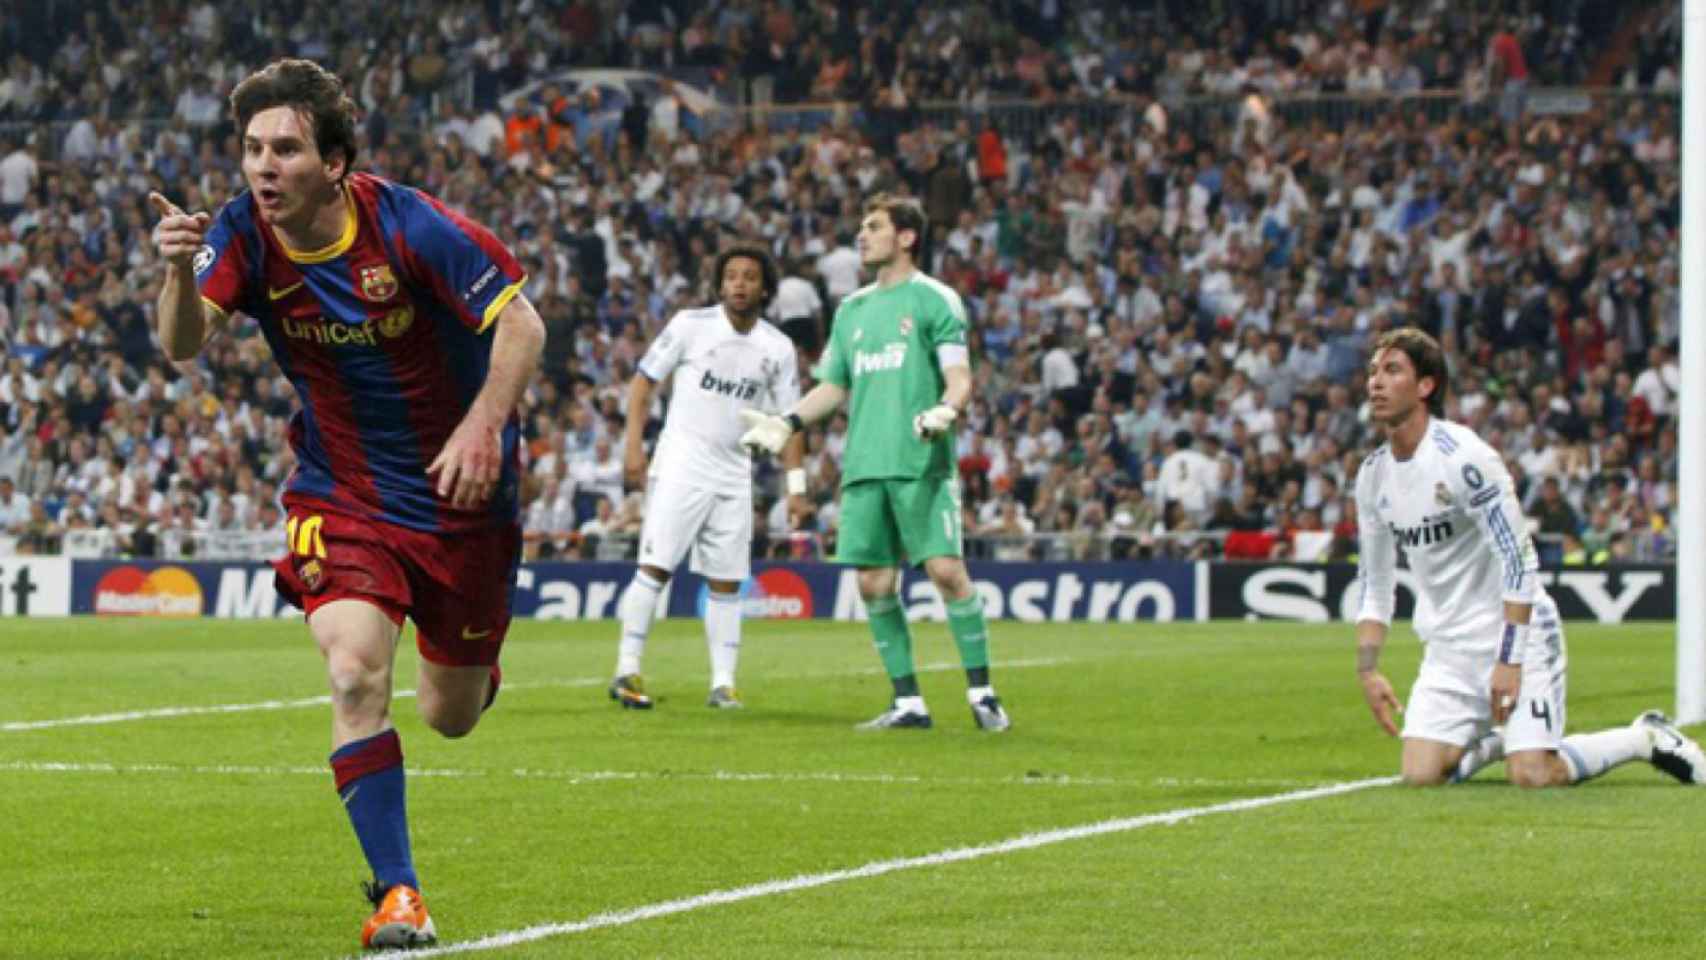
[1354,328,1703,787]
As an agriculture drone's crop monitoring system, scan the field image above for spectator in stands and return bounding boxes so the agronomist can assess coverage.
[1531,476,1580,539]
[15,498,58,553]
[0,474,30,535]
[769,256,825,358]
[0,0,1685,569]
[1158,430,1217,526]
[0,135,39,220]
[572,435,624,506]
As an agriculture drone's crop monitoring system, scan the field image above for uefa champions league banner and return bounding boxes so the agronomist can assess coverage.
[1206,563,1677,623]
[59,559,1199,622]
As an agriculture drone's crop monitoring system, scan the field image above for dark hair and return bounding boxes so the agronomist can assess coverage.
[1373,326,1448,416]
[713,244,779,309]
[230,59,359,177]
[863,192,928,261]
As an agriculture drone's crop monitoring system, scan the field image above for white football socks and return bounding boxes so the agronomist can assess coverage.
[705,589,742,690]
[1451,731,1506,783]
[1558,726,1651,783]
[615,570,665,678]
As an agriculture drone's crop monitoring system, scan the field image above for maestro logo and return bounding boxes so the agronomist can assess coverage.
[699,569,814,620]
[93,566,205,617]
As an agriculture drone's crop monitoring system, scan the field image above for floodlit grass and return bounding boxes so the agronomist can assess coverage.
[1,617,1700,959]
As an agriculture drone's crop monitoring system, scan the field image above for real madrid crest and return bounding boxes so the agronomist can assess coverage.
[1434,482,1452,507]
[359,264,399,301]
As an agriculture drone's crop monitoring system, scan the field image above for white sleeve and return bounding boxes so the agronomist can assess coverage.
[637,314,688,381]
[1354,457,1397,626]
[770,336,801,413]
[1453,438,1539,606]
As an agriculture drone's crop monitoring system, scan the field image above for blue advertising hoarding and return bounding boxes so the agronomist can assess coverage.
[60,559,1675,623]
[67,559,1198,622]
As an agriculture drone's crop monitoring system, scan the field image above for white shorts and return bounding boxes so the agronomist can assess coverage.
[636,473,751,581]
[1402,598,1568,754]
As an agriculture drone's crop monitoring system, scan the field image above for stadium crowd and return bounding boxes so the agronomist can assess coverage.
[0,0,1685,567]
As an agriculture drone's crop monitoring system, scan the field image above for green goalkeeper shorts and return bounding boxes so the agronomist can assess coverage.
[835,476,963,568]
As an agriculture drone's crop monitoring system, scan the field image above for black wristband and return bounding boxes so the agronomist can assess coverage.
[784,413,804,432]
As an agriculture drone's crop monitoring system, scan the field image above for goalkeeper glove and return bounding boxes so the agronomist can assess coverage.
[913,404,958,440]
[739,409,797,456]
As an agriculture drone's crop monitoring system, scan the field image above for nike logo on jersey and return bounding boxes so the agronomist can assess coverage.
[268,281,304,300]
[461,627,493,640]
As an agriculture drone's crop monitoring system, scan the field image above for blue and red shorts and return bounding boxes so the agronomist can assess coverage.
[272,497,521,667]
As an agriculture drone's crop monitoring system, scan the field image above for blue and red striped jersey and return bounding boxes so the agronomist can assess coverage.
[193,172,527,533]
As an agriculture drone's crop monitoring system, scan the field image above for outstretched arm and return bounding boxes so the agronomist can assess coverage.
[148,191,221,360]
[791,381,849,427]
[738,381,848,457]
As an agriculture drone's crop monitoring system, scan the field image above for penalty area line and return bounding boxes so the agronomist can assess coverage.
[354,775,1400,959]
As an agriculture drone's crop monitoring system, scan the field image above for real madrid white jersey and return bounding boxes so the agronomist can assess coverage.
[1354,417,1544,651]
[638,305,801,493]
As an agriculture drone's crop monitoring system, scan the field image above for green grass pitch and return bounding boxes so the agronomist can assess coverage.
[1,617,1701,959]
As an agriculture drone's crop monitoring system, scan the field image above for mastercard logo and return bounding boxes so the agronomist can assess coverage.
[93,566,205,617]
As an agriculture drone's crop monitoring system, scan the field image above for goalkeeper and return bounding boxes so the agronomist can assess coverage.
[741,194,1009,732]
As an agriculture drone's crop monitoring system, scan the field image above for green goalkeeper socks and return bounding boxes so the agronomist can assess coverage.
[866,595,918,695]
[946,595,991,682]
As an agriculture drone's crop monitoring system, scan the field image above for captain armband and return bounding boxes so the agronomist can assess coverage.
[785,468,808,497]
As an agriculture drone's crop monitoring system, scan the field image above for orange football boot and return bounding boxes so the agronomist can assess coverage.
[361,882,437,950]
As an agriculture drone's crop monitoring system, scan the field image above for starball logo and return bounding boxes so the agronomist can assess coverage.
[282,307,414,348]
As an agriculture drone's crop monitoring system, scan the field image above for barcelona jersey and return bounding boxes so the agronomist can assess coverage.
[194,172,527,533]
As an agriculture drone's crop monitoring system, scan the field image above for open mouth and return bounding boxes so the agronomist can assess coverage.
[256,186,283,209]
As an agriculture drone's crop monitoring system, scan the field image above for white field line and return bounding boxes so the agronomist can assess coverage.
[0,656,1075,734]
[0,759,1325,791]
[351,776,1400,959]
